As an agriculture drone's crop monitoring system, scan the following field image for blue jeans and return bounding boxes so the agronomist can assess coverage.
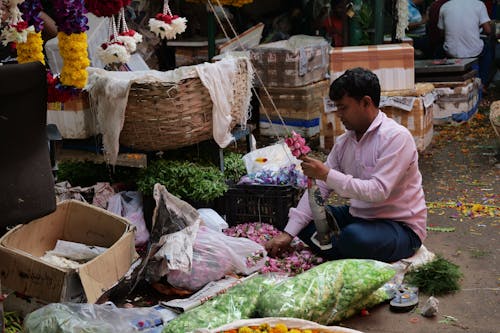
[297,205,422,263]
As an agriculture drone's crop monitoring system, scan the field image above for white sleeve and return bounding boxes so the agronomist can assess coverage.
[478,2,491,26]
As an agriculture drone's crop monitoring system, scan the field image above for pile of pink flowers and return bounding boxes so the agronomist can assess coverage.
[224,222,323,276]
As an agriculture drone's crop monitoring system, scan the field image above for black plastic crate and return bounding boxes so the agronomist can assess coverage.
[223,184,303,231]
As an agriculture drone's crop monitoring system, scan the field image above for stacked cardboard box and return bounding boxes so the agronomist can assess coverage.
[330,43,415,91]
[251,35,330,138]
[432,78,481,124]
[321,83,435,152]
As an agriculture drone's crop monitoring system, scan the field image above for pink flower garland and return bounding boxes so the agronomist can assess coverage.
[285,131,311,158]
[223,222,323,276]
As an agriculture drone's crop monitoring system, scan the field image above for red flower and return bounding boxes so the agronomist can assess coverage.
[14,21,28,32]
[155,13,179,24]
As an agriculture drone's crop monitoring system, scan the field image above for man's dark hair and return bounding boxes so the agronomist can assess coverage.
[329,67,381,107]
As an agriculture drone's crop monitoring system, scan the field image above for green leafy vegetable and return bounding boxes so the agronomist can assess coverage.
[404,255,462,296]
[136,159,228,202]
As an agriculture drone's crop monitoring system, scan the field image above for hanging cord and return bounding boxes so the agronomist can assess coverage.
[208,0,293,143]
[119,7,129,33]
[163,0,173,16]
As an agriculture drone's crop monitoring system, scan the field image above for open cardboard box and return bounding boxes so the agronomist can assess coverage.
[0,200,136,304]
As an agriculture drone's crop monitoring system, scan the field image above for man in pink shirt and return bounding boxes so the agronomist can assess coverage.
[265,68,427,262]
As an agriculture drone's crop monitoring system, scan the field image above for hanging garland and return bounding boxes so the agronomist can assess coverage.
[149,0,187,40]
[52,0,89,89]
[184,0,253,7]
[16,0,44,64]
[395,0,408,40]
[0,0,31,47]
[84,0,130,17]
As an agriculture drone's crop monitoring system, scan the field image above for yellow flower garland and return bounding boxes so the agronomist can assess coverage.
[58,32,90,89]
[16,31,45,65]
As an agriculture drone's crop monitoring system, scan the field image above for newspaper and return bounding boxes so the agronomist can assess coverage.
[379,96,416,112]
[161,274,257,313]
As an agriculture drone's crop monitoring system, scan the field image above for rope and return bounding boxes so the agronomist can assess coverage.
[209,0,293,142]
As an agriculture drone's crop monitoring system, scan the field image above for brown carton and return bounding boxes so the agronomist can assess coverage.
[0,200,136,304]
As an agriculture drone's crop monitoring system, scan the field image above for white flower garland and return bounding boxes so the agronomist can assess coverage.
[1,23,33,45]
[116,34,136,53]
[97,42,131,65]
[148,15,186,40]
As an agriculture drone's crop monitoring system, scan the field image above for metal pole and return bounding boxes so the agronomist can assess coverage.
[208,10,216,60]
[373,0,384,44]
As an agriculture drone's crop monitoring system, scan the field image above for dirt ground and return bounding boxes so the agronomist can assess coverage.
[338,94,500,332]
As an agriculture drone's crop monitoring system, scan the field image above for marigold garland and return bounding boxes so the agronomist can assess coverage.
[16,30,44,64]
[58,32,90,88]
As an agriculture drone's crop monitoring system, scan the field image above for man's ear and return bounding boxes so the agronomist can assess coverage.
[362,96,372,108]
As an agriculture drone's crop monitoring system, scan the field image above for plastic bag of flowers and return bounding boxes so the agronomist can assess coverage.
[256,259,395,325]
[167,225,267,291]
[194,317,364,333]
[163,274,284,333]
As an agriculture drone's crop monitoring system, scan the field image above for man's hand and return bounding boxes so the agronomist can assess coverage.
[265,232,293,257]
[300,155,329,181]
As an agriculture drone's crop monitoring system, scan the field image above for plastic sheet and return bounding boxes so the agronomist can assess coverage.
[167,226,267,291]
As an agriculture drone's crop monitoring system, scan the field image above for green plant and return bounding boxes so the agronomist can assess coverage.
[57,161,139,187]
[353,1,373,45]
[136,159,228,203]
[223,152,247,183]
[404,255,463,296]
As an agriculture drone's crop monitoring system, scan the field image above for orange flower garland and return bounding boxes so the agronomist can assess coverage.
[16,30,44,64]
[58,31,89,88]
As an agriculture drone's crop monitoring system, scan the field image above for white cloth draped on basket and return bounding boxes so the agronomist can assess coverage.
[86,56,253,165]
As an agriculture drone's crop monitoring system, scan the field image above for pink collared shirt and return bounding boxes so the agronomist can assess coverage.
[285,111,427,242]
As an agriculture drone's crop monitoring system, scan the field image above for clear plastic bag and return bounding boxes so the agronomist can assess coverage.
[167,226,267,291]
[24,302,163,332]
[107,191,150,246]
[163,275,284,333]
[257,259,396,325]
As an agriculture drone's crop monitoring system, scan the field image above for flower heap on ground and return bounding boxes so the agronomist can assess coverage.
[224,222,323,275]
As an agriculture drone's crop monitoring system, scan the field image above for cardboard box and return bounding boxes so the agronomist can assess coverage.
[169,38,228,67]
[330,43,414,91]
[258,80,329,139]
[47,91,97,139]
[432,78,481,124]
[321,83,435,152]
[0,200,136,304]
[251,35,330,87]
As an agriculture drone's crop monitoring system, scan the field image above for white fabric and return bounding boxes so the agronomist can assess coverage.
[438,0,490,58]
[86,56,252,165]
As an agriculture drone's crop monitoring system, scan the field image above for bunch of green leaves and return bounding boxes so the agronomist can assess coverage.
[404,255,463,296]
[57,161,139,187]
[4,311,23,333]
[222,152,247,183]
[136,159,228,202]
[353,1,373,45]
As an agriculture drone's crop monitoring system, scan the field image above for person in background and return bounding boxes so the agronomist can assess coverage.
[438,0,492,91]
[265,68,427,263]
[426,0,449,58]
[407,0,430,58]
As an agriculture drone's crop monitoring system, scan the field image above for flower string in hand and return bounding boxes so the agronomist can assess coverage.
[285,131,311,158]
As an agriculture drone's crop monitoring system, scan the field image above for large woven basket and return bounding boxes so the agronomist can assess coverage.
[119,59,250,152]
[120,77,213,151]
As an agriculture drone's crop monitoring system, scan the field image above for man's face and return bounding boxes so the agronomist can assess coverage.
[333,94,366,132]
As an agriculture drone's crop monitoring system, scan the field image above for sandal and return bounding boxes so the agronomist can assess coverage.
[389,285,419,313]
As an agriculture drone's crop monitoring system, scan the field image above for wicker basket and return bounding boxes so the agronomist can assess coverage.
[119,58,251,151]
[120,77,214,151]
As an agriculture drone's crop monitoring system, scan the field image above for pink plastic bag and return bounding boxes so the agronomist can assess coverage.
[167,226,267,291]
